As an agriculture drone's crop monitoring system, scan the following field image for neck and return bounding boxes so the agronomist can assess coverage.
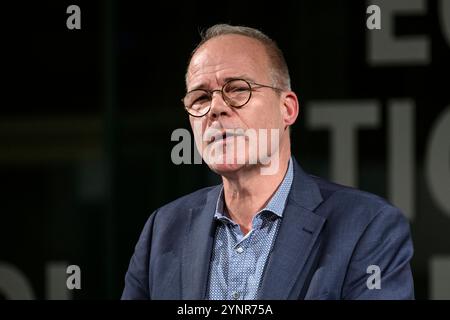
[221,149,291,235]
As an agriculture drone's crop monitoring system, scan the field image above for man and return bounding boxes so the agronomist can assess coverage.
[122,24,414,300]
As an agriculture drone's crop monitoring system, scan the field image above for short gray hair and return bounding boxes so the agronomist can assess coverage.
[186,24,291,90]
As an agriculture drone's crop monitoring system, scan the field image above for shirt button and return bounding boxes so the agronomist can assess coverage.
[232,291,240,300]
[236,247,244,254]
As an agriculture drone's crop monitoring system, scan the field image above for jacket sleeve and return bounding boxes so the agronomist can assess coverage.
[342,205,415,299]
[121,211,157,300]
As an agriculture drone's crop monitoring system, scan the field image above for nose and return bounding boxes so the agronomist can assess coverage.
[209,90,231,119]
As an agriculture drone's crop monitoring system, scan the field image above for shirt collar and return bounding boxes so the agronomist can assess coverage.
[214,157,294,221]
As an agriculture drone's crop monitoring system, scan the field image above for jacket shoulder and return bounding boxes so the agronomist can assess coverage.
[310,175,404,223]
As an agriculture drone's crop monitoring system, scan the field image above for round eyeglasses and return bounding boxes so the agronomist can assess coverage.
[182,78,283,117]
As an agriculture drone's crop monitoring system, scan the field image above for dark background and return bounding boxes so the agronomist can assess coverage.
[0,0,449,299]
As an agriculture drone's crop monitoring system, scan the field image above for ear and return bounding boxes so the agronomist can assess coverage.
[280,91,299,129]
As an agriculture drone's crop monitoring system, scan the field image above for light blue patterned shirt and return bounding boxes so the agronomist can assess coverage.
[207,158,294,300]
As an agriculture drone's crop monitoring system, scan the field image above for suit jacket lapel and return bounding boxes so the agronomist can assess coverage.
[259,159,326,299]
[181,186,220,299]
[180,159,325,299]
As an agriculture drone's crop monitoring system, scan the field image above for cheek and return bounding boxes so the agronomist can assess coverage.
[246,101,283,129]
[190,118,206,144]
[189,118,203,139]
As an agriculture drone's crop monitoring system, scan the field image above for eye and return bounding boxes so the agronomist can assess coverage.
[185,90,210,108]
[224,80,251,94]
[193,93,209,103]
[231,87,249,93]
[226,85,250,93]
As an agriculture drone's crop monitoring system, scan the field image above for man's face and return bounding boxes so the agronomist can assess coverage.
[186,34,287,175]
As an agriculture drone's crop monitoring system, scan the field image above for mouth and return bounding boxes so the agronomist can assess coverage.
[207,129,245,145]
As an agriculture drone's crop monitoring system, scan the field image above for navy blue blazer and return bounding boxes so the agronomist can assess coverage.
[122,158,414,299]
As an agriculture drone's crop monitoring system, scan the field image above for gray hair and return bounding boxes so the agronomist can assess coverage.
[186,24,291,90]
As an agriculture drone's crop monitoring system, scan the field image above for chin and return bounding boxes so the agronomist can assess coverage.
[208,161,246,175]
[203,146,249,175]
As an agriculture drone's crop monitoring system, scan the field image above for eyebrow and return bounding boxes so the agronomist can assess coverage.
[188,75,255,92]
[223,75,255,83]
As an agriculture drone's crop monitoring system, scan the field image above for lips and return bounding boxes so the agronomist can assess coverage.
[209,131,226,144]
[205,129,245,145]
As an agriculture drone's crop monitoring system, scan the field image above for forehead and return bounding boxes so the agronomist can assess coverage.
[187,34,271,89]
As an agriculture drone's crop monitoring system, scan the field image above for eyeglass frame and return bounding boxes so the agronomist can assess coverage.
[182,78,284,117]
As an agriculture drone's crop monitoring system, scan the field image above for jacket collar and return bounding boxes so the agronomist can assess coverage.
[181,157,326,299]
